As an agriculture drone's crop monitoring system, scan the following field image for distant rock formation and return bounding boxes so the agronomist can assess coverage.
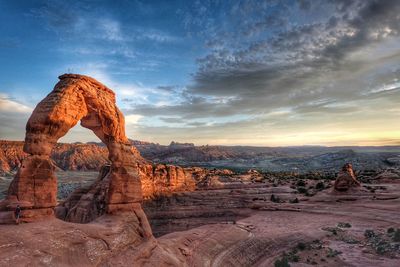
[334,163,361,192]
[0,74,148,231]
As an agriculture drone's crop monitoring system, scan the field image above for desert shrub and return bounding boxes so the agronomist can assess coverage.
[364,229,376,238]
[364,229,394,255]
[274,257,290,267]
[305,191,315,197]
[387,228,395,234]
[297,242,306,250]
[291,255,299,262]
[326,248,342,258]
[315,181,325,190]
[296,180,306,187]
[297,187,307,194]
[394,229,400,242]
[322,227,341,235]
[337,222,352,228]
[289,198,299,204]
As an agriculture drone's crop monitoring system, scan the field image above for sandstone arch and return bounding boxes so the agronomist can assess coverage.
[1,74,147,224]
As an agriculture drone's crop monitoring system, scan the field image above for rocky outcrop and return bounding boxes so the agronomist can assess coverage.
[139,164,197,199]
[0,141,27,174]
[0,74,147,225]
[334,163,361,192]
[55,164,211,223]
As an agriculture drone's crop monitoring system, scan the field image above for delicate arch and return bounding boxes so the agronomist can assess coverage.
[4,74,145,222]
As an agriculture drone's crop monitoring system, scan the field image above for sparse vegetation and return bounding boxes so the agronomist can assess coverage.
[326,248,342,258]
[297,242,306,250]
[297,186,308,194]
[393,229,400,242]
[322,226,343,235]
[337,222,352,228]
[296,180,306,187]
[364,229,400,255]
[274,257,290,267]
[315,181,325,190]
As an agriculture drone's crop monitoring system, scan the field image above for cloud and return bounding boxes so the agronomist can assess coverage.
[0,94,32,140]
[125,114,143,125]
[2,0,399,145]
[0,94,32,113]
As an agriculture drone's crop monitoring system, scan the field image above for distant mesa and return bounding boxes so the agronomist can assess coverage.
[169,141,195,148]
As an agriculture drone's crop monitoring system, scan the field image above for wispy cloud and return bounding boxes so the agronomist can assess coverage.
[0,94,32,113]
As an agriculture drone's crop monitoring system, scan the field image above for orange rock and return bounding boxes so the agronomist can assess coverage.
[8,155,57,208]
[0,74,144,223]
[139,163,196,199]
[334,163,361,192]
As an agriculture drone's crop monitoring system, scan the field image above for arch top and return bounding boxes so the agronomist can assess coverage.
[58,73,116,97]
[24,73,131,156]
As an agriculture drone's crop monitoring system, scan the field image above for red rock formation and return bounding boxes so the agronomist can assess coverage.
[0,141,27,173]
[0,140,111,173]
[0,74,147,226]
[334,163,361,192]
[139,164,197,199]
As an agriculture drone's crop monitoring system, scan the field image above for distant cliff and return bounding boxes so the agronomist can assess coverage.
[1,140,400,174]
[0,141,109,173]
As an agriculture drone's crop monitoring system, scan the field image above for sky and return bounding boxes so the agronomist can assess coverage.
[0,0,399,146]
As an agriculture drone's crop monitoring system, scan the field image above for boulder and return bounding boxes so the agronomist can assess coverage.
[334,163,361,192]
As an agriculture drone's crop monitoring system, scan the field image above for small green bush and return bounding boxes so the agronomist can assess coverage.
[297,180,306,187]
[297,187,308,194]
[315,181,325,190]
[337,222,352,228]
[326,248,342,258]
[394,229,400,242]
[387,227,395,234]
[274,257,290,267]
[364,229,375,238]
[297,242,306,250]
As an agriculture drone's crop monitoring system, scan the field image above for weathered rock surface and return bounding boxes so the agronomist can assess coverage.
[55,164,237,223]
[334,163,361,192]
[0,213,154,266]
[1,174,400,266]
[0,74,145,223]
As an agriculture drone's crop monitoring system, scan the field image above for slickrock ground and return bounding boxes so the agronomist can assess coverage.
[1,170,399,266]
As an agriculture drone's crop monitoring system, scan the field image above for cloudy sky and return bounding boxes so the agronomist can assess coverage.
[0,0,399,146]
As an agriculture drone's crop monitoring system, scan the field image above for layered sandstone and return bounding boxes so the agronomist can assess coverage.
[55,164,228,223]
[0,74,146,224]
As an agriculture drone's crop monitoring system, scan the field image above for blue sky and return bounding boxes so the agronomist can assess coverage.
[0,0,400,146]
